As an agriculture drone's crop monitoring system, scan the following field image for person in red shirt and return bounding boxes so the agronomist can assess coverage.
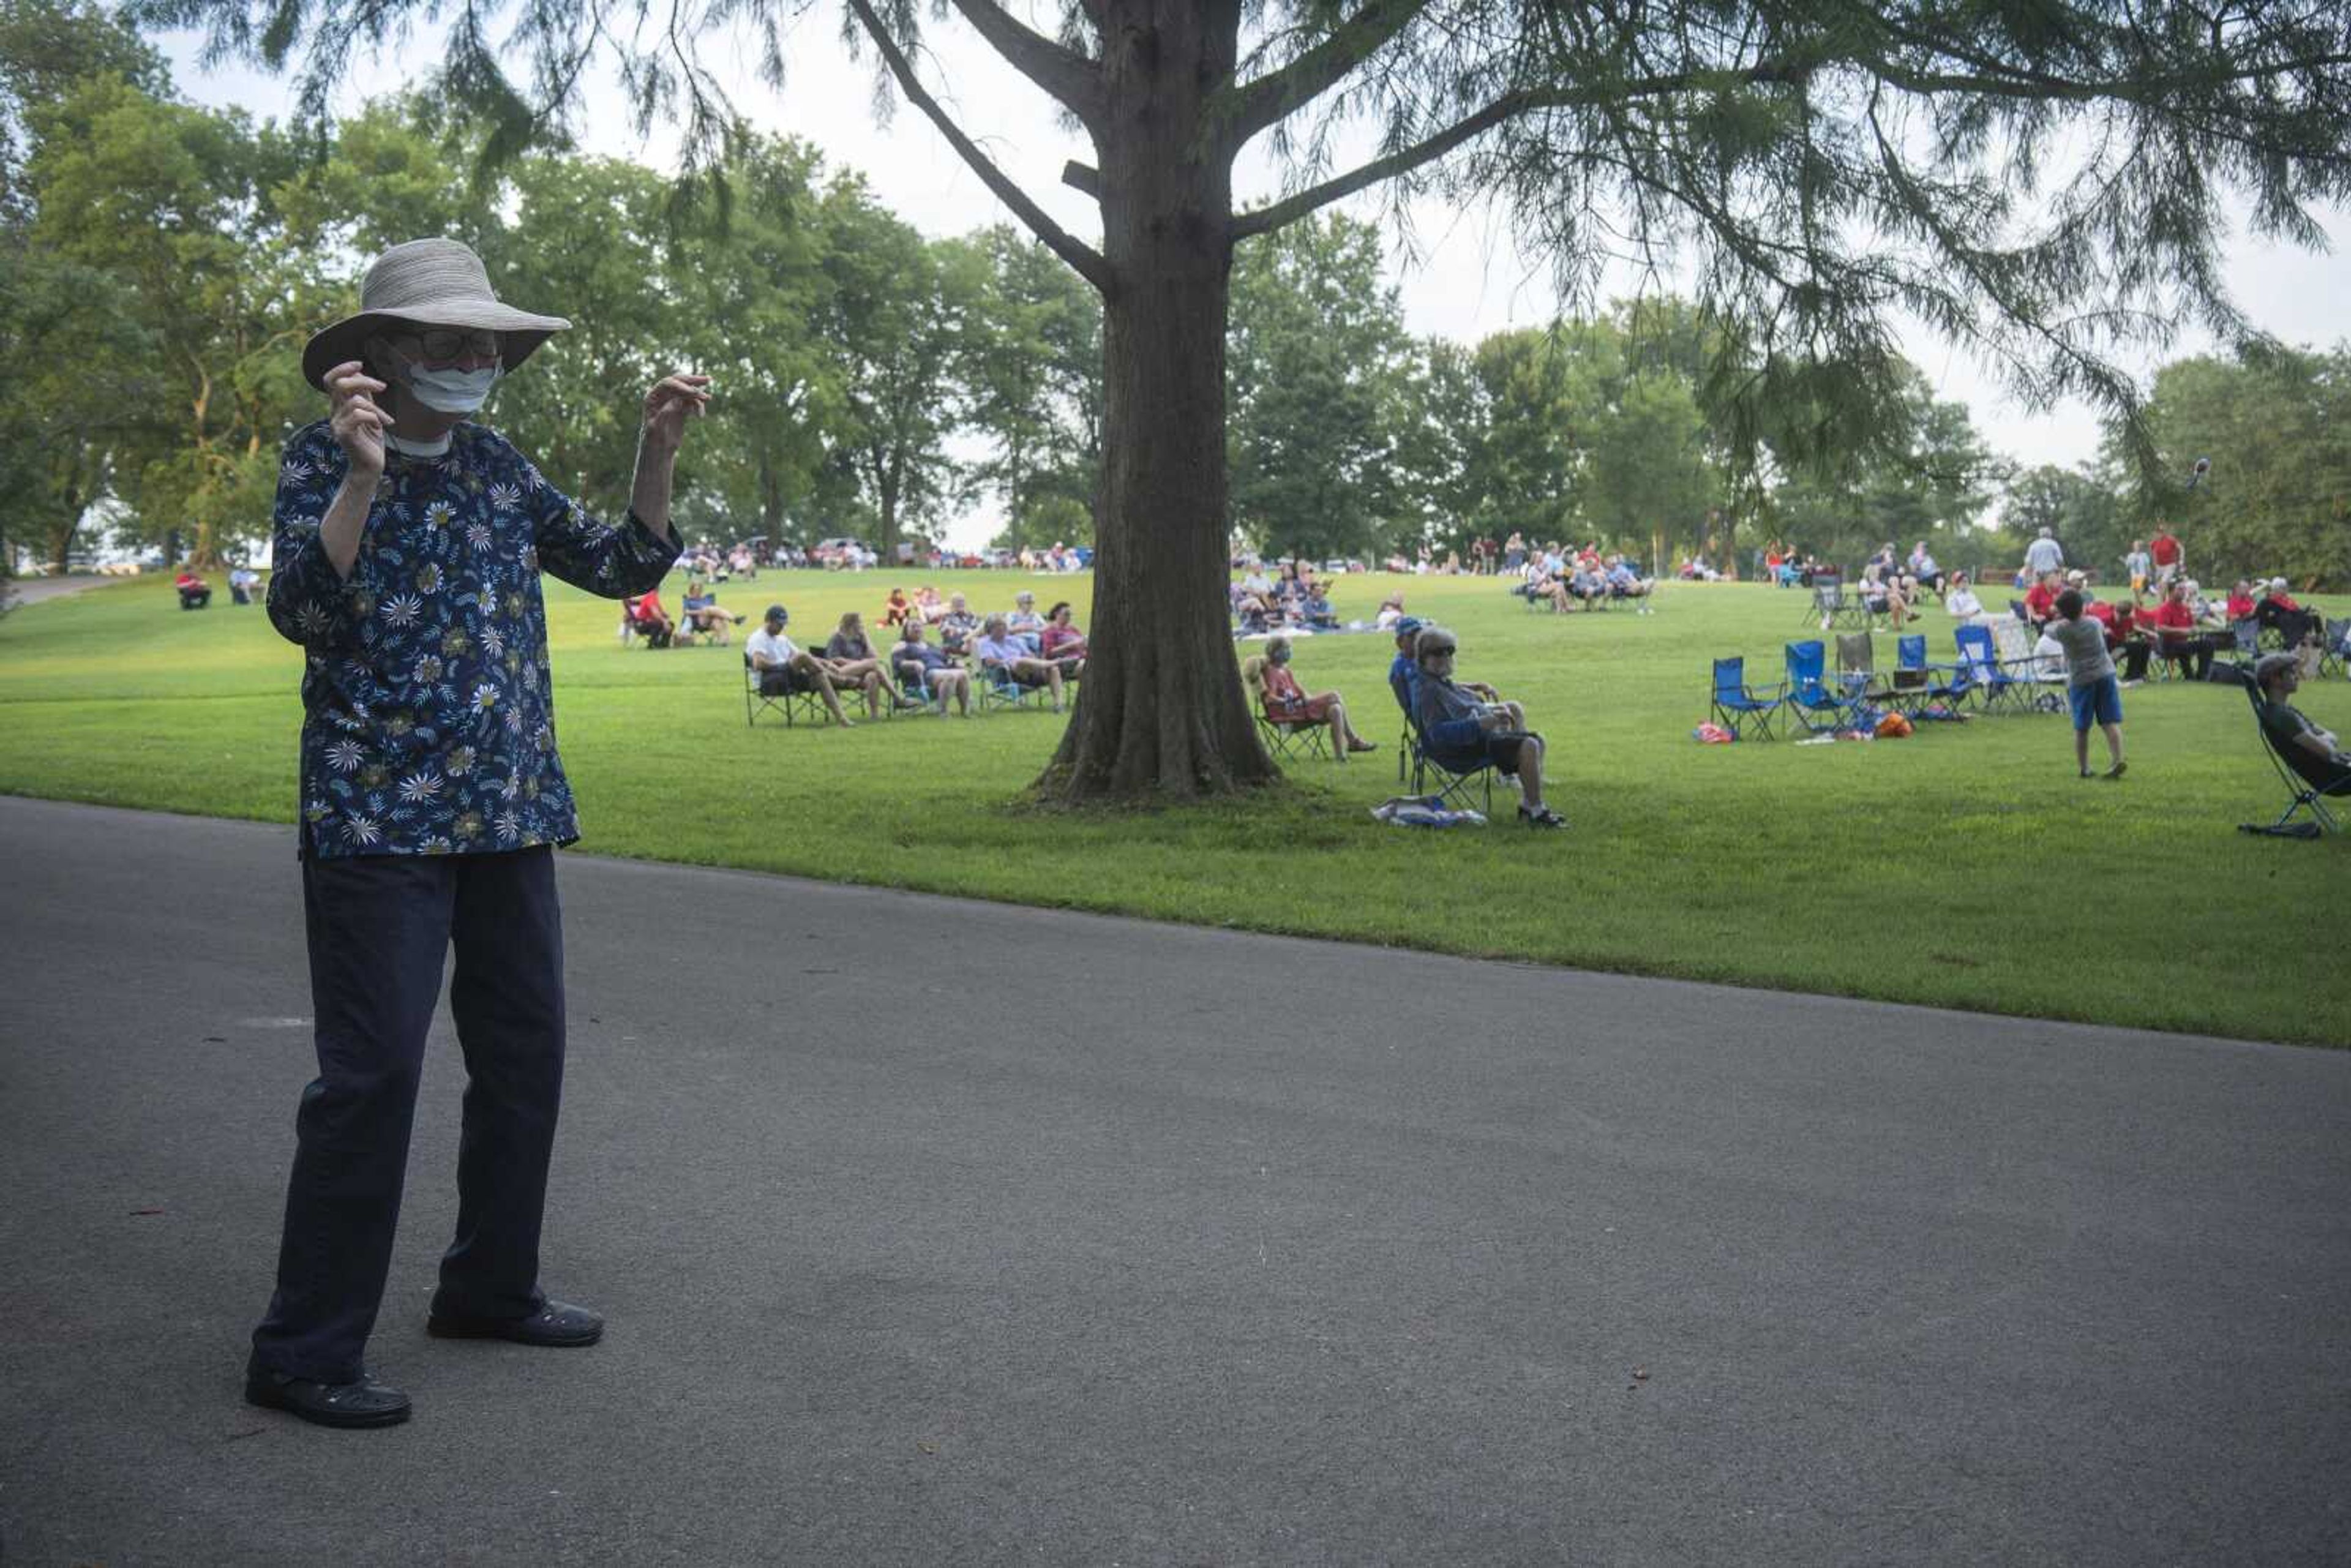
[2259,577,2303,616]
[2146,579,2211,679]
[2148,525,2183,585]
[174,569,212,609]
[2224,579,2257,622]
[2023,572,2060,629]
[2100,599,2153,681]
[1252,635,1378,760]
[624,590,674,647]
[1038,600,1089,680]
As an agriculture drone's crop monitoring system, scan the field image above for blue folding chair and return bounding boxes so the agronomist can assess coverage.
[977,661,1048,713]
[1709,656,1786,740]
[1893,632,1967,714]
[1783,640,1859,734]
[1954,624,2027,714]
[1404,721,1499,816]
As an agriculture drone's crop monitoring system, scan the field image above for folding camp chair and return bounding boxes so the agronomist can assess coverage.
[977,662,1049,713]
[2226,617,2261,673]
[1990,619,2065,713]
[1807,574,1850,630]
[744,653,834,727]
[2232,665,2342,836]
[1404,721,1499,816]
[1782,640,1860,734]
[1834,632,1894,710]
[1891,633,1965,715]
[1257,702,1333,762]
[1708,656,1786,740]
[1952,625,2008,712]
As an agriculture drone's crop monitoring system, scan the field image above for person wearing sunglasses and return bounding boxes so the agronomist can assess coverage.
[1410,626,1566,828]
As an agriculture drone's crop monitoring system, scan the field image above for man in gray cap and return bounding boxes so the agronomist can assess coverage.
[2252,652,2351,800]
[247,238,711,1428]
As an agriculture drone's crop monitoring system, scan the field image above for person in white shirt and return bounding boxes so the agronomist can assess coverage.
[2123,541,2152,602]
[975,615,1068,710]
[744,605,852,725]
[1004,590,1046,653]
[1943,571,1987,623]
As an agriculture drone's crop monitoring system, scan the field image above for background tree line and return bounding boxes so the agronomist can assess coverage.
[4,0,2344,588]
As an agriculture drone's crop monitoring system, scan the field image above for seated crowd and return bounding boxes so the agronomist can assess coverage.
[1232,560,1341,634]
[742,590,1093,723]
[1512,543,1653,611]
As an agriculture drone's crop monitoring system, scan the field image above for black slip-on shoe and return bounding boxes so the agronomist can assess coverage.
[427,1299,604,1348]
[244,1362,411,1428]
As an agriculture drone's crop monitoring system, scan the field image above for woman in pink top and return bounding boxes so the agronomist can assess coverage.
[1038,601,1089,680]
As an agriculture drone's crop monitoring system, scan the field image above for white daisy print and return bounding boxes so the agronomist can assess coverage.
[397,771,443,804]
[470,682,500,713]
[489,482,523,512]
[466,522,493,551]
[493,809,522,844]
[343,814,384,849]
[383,593,424,628]
[424,501,455,528]
[326,739,366,773]
[293,602,332,637]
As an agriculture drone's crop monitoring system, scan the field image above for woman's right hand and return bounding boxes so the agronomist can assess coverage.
[324,359,389,478]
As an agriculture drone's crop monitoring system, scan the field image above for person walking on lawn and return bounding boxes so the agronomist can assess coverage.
[249,237,711,1428]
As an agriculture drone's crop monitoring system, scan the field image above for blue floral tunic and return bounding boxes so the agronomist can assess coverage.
[266,419,679,858]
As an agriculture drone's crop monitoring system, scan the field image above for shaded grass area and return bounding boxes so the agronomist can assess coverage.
[4,569,2345,1044]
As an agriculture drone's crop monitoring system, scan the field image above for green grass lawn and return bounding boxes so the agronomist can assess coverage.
[4,568,2345,1044]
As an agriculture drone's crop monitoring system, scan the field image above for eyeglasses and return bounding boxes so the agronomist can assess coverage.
[395,328,501,361]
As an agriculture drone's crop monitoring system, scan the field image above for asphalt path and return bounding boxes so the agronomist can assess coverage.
[2,795,2346,1566]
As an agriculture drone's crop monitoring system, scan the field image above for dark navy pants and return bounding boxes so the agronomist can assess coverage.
[251,846,566,1383]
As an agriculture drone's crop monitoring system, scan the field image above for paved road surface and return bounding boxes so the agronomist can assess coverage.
[1,796,2345,1566]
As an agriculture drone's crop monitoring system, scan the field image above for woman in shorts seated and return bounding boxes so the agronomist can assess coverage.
[824,611,916,716]
[1409,626,1565,828]
[679,577,740,644]
[1039,601,1090,680]
[1254,635,1378,760]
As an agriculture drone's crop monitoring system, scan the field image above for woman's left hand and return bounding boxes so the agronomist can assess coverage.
[643,373,713,454]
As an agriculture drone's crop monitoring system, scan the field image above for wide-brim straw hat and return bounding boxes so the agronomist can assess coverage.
[302,237,570,391]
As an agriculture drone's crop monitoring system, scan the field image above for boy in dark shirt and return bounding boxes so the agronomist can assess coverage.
[2255,654,2351,796]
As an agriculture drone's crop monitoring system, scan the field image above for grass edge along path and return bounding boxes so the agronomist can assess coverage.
[2,571,2344,1046]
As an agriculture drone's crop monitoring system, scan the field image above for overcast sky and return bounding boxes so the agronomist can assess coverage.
[160,15,2350,545]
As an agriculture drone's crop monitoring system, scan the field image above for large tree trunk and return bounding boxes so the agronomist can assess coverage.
[1039,0,1273,802]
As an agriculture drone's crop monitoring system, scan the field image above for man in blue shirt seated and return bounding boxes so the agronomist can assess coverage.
[1409,625,1566,828]
[1387,615,1426,716]
[1605,557,1650,600]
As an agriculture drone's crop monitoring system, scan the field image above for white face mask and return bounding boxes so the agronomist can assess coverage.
[383,344,501,413]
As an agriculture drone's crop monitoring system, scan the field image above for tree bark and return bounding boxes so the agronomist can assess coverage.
[1039,0,1274,802]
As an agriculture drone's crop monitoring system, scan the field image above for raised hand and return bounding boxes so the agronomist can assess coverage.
[326,359,389,476]
[642,373,713,456]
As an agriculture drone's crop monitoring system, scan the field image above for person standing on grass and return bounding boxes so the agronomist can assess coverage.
[250,237,710,1430]
[2047,588,2126,780]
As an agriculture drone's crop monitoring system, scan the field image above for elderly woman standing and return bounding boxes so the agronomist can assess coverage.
[247,238,710,1430]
